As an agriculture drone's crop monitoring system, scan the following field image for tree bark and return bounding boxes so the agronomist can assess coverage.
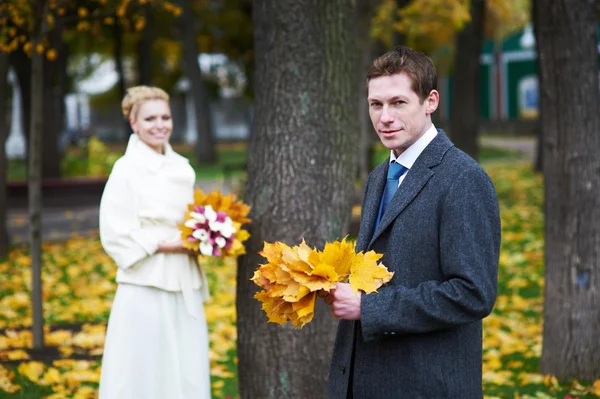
[392,0,411,46]
[236,1,358,398]
[41,23,66,179]
[532,0,543,172]
[114,16,129,139]
[178,0,216,163]
[138,2,153,85]
[449,0,485,161]
[0,53,9,260]
[537,0,600,379]
[356,0,383,190]
[29,0,49,350]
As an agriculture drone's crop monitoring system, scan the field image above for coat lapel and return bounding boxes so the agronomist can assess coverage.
[367,130,454,249]
[356,162,387,252]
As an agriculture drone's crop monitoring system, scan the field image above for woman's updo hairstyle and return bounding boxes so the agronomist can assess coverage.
[121,86,170,120]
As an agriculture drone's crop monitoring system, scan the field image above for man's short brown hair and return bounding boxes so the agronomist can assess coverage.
[366,46,437,103]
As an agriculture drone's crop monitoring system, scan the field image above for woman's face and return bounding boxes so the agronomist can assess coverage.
[130,99,173,153]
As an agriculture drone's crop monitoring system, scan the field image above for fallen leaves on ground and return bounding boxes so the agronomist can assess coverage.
[0,237,237,398]
[2,161,600,398]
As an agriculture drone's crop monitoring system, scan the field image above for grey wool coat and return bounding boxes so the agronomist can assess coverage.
[329,130,500,399]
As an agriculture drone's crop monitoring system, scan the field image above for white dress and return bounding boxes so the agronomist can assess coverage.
[98,134,211,399]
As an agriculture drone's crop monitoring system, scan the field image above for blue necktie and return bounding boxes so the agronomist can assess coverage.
[375,161,407,229]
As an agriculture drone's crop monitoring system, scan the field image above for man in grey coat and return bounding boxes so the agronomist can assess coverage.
[324,46,500,398]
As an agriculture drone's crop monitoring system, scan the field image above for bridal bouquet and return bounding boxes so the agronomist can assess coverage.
[180,189,251,259]
[252,237,393,327]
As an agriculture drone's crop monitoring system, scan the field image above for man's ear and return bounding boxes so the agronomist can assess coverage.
[425,90,439,115]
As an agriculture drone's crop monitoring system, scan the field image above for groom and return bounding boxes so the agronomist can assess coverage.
[324,46,500,398]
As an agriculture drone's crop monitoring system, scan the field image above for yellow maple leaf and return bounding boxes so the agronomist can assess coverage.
[319,236,357,278]
[254,291,290,325]
[290,292,317,327]
[349,251,393,294]
[259,242,284,264]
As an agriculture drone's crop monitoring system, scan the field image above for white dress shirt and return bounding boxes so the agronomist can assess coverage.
[99,134,210,317]
[389,124,438,187]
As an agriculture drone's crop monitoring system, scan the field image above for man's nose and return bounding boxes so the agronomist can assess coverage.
[380,106,394,123]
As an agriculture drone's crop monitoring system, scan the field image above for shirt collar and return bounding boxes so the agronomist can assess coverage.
[390,124,438,169]
[125,133,176,172]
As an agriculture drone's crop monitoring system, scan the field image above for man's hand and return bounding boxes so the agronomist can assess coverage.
[323,282,361,320]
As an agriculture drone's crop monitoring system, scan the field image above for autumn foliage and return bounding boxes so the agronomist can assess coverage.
[252,237,394,327]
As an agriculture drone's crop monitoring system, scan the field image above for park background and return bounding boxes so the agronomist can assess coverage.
[1,0,600,398]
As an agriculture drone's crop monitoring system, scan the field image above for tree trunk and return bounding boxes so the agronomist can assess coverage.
[41,23,66,179]
[236,1,358,398]
[532,0,543,172]
[537,0,600,380]
[178,0,216,163]
[29,0,49,350]
[138,2,153,85]
[392,0,411,46]
[0,53,9,260]
[114,16,129,139]
[449,0,485,160]
[356,0,385,192]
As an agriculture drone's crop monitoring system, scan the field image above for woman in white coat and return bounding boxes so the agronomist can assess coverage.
[98,86,211,399]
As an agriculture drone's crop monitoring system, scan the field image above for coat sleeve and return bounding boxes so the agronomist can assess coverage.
[99,162,164,270]
[360,167,501,341]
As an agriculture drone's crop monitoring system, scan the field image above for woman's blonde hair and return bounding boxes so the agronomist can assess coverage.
[121,86,170,120]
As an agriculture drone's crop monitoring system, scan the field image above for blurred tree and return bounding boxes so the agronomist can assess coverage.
[28,0,49,351]
[392,0,411,45]
[236,0,358,398]
[0,52,8,260]
[356,0,384,187]
[0,0,184,351]
[372,0,529,159]
[449,0,485,160]
[531,0,542,172]
[177,0,216,163]
[137,2,152,85]
[536,0,600,380]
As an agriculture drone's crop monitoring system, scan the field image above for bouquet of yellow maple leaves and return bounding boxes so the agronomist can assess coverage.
[252,237,394,327]
[180,189,251,259]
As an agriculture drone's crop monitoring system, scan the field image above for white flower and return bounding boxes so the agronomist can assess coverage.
[199,242,213,256]
[189,212,206,224]
[204,206,217,222]
[192,229,209,241]
[215,237,226,248]
[209,220,222,233]
[219,222,236,239]
[184,219,198,228]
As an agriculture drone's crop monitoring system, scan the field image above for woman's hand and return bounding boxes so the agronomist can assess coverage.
[156,238,195,255]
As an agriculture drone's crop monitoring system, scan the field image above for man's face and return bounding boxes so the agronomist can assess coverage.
[368,73,439,157]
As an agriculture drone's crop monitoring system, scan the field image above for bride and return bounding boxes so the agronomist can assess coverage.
[98,85,211,399]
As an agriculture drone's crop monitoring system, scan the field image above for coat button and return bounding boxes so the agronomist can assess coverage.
[339,366,345,374]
